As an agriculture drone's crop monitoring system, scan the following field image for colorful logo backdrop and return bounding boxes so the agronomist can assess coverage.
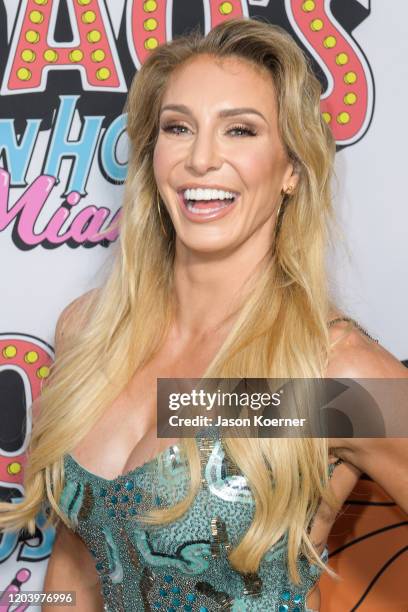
[1,1,406,610]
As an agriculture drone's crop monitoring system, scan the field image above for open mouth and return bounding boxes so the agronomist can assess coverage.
[178,188,239,220]
[184,195,236,214]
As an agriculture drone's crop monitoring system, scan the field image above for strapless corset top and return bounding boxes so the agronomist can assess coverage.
[59,436,335,611]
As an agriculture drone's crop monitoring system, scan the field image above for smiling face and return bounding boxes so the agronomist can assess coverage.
[153,53,298,256]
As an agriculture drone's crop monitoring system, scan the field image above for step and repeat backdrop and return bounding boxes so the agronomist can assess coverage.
[0,1,407,610]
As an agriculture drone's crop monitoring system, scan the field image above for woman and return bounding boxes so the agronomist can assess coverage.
[1,18,407,612]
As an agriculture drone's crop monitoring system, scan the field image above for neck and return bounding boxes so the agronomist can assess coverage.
[172,237,272,342]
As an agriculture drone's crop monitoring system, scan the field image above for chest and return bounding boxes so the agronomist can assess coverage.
[70,333,223,479]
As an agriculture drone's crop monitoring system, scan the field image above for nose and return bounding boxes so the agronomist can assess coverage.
[185,130,222,175]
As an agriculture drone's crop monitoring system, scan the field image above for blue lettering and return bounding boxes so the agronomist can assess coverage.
[19,510,55,561]
[44,95,103,196]
[0,498,55,562]
[100,113,128,183]
[0,119,41,186]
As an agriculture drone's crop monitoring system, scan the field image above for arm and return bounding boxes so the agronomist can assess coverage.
[326,321,408,514]
[41,289,104,609]
[43,522,104,611]
[330,437,408,513]
[32,288,99,422]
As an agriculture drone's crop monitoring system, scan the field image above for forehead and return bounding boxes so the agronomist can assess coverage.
[161,54,278,119]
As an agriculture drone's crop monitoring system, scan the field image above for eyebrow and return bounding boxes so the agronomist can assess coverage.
[160,104,267,123]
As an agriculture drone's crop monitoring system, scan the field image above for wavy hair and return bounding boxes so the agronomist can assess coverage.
[0,18,339,583]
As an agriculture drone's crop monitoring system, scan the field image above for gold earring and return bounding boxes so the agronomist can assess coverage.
[275,191,286,220]
[282,185,294,196]
[156,193,168,238]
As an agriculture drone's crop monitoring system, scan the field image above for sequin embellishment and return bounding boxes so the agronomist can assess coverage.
[199,436,216,488]
[103,525,124,583]
[78,482,94,520]
[278,588,304,611]
[60,438,333,612]
[210,516,231,558]
[76,522,125,612]
[59,480,83,527]
[119,526,140,571]
[204,439,253,503]
[102,478,153,519]
[129,527,212,575]
[140,567,235,611]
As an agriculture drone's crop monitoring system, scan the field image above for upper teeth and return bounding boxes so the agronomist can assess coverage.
[184,188,236,201]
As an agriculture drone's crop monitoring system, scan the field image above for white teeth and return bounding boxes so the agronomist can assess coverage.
[184,187,237,201]
[186,201,229,214]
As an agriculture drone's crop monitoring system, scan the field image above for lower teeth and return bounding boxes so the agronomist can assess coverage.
[186,199,234,214]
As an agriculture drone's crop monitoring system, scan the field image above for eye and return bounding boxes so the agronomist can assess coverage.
[161,123,190,135]
[227,124,257,137]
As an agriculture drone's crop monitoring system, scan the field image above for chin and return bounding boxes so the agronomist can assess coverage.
[177,235,235,256]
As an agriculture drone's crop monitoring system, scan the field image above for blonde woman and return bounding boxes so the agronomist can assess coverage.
[1,18,407,612]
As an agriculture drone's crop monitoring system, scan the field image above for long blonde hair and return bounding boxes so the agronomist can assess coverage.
[0,18,339,583]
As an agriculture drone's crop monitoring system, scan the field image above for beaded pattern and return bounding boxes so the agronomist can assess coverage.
[204,439,253,504]
[60,437,338,611]
[277,587,304,612]
[328,316,379,343]
[100,478,154,520]
[140,566,234,611]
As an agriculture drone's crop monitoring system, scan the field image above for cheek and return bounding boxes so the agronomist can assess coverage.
[153,141,171,183]
[240,149,282,191]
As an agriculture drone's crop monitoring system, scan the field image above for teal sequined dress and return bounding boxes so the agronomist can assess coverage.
[59,435,339,612]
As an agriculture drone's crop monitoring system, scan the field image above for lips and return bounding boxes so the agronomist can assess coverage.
[177,190,239,223]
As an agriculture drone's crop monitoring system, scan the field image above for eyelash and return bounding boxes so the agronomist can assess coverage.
[161,122,257,137]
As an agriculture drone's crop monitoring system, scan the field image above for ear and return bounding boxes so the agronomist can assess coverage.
[282,160,300,191]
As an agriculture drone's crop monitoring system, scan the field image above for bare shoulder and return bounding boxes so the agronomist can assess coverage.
[326,318,408,379]
[31,289,101,423]
[54,287,101,353]
[325,319,408,513]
